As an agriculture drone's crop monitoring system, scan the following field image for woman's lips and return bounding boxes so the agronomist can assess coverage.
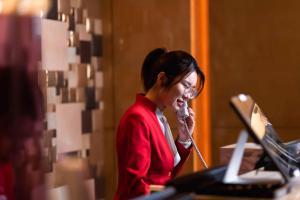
[177,99,184,107]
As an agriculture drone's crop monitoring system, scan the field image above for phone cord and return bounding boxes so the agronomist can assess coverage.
[183,120,208,169]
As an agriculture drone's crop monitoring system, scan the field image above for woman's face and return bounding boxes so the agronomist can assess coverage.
[161,71,198,112]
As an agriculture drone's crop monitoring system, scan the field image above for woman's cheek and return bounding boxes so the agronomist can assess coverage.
[172,99,180,111]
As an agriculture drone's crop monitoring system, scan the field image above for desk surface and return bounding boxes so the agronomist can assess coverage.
[192,173,300,200]
[193,189,300,200]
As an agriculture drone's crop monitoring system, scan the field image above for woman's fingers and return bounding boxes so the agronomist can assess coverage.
[188,108,195,117]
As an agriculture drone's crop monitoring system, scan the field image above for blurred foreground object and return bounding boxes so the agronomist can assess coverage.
[0,1,50,199]
[0,0,49,16]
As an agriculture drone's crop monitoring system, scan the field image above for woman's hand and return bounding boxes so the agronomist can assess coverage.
[177,107,195,142]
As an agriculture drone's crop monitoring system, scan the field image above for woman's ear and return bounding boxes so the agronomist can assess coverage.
[157,72,167,86]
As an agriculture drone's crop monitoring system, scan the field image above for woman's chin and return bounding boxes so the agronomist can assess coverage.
[172,104,180,112]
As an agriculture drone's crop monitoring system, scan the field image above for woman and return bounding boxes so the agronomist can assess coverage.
[115,48,205,199]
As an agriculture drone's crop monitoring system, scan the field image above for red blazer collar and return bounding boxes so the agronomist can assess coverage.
[136,94,157,113]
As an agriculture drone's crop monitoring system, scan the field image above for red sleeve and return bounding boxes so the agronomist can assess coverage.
[0,163,14,200]
[4,163,14,200]
[117,114,151,198]
[171,140,192,177]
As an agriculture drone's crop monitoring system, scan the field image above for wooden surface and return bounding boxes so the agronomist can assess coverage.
[90,0,300,198]
[210,0,300,165]
[106,1,192,198]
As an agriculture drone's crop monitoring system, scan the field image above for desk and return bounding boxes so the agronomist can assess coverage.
[191,173,300,200]
[145,173,300,200]
[193,189,300,200]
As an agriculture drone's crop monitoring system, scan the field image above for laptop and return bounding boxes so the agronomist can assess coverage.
[229,94,300,184]
[167,94,299,198]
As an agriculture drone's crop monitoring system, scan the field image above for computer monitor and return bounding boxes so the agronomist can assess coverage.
[230,94,300,182]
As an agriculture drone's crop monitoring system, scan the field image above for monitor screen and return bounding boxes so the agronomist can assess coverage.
[230,94,300,182]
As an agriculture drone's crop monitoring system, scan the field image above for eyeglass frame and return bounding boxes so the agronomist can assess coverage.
[163,70,205,99]
[180,80,198,99]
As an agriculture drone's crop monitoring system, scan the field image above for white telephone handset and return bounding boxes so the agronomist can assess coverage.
[177,101,189,119]
[177,101,208,169]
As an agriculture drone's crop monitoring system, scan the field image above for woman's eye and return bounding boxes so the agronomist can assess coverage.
[182,83,190,89]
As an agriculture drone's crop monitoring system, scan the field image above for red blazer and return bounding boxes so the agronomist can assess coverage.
[115,94,191,200]
[0,162,14,200]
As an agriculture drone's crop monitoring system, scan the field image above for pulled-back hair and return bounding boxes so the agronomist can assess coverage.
[141,48,205,97]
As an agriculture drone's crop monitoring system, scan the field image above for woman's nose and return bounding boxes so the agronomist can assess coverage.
[182,93,190,101]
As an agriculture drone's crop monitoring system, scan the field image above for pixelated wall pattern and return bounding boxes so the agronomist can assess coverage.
[39,1,104,199]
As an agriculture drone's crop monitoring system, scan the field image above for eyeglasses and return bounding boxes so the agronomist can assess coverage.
[181,82,198,99]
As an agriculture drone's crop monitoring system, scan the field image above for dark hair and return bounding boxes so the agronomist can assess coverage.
[141,48,205,97]
[0,68,43,138]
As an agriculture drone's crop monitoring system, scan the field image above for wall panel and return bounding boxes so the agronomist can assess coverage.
[210,0,300,164]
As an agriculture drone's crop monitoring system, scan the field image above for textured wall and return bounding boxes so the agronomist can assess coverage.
[210,0,300,164]
[41,0,104,199]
